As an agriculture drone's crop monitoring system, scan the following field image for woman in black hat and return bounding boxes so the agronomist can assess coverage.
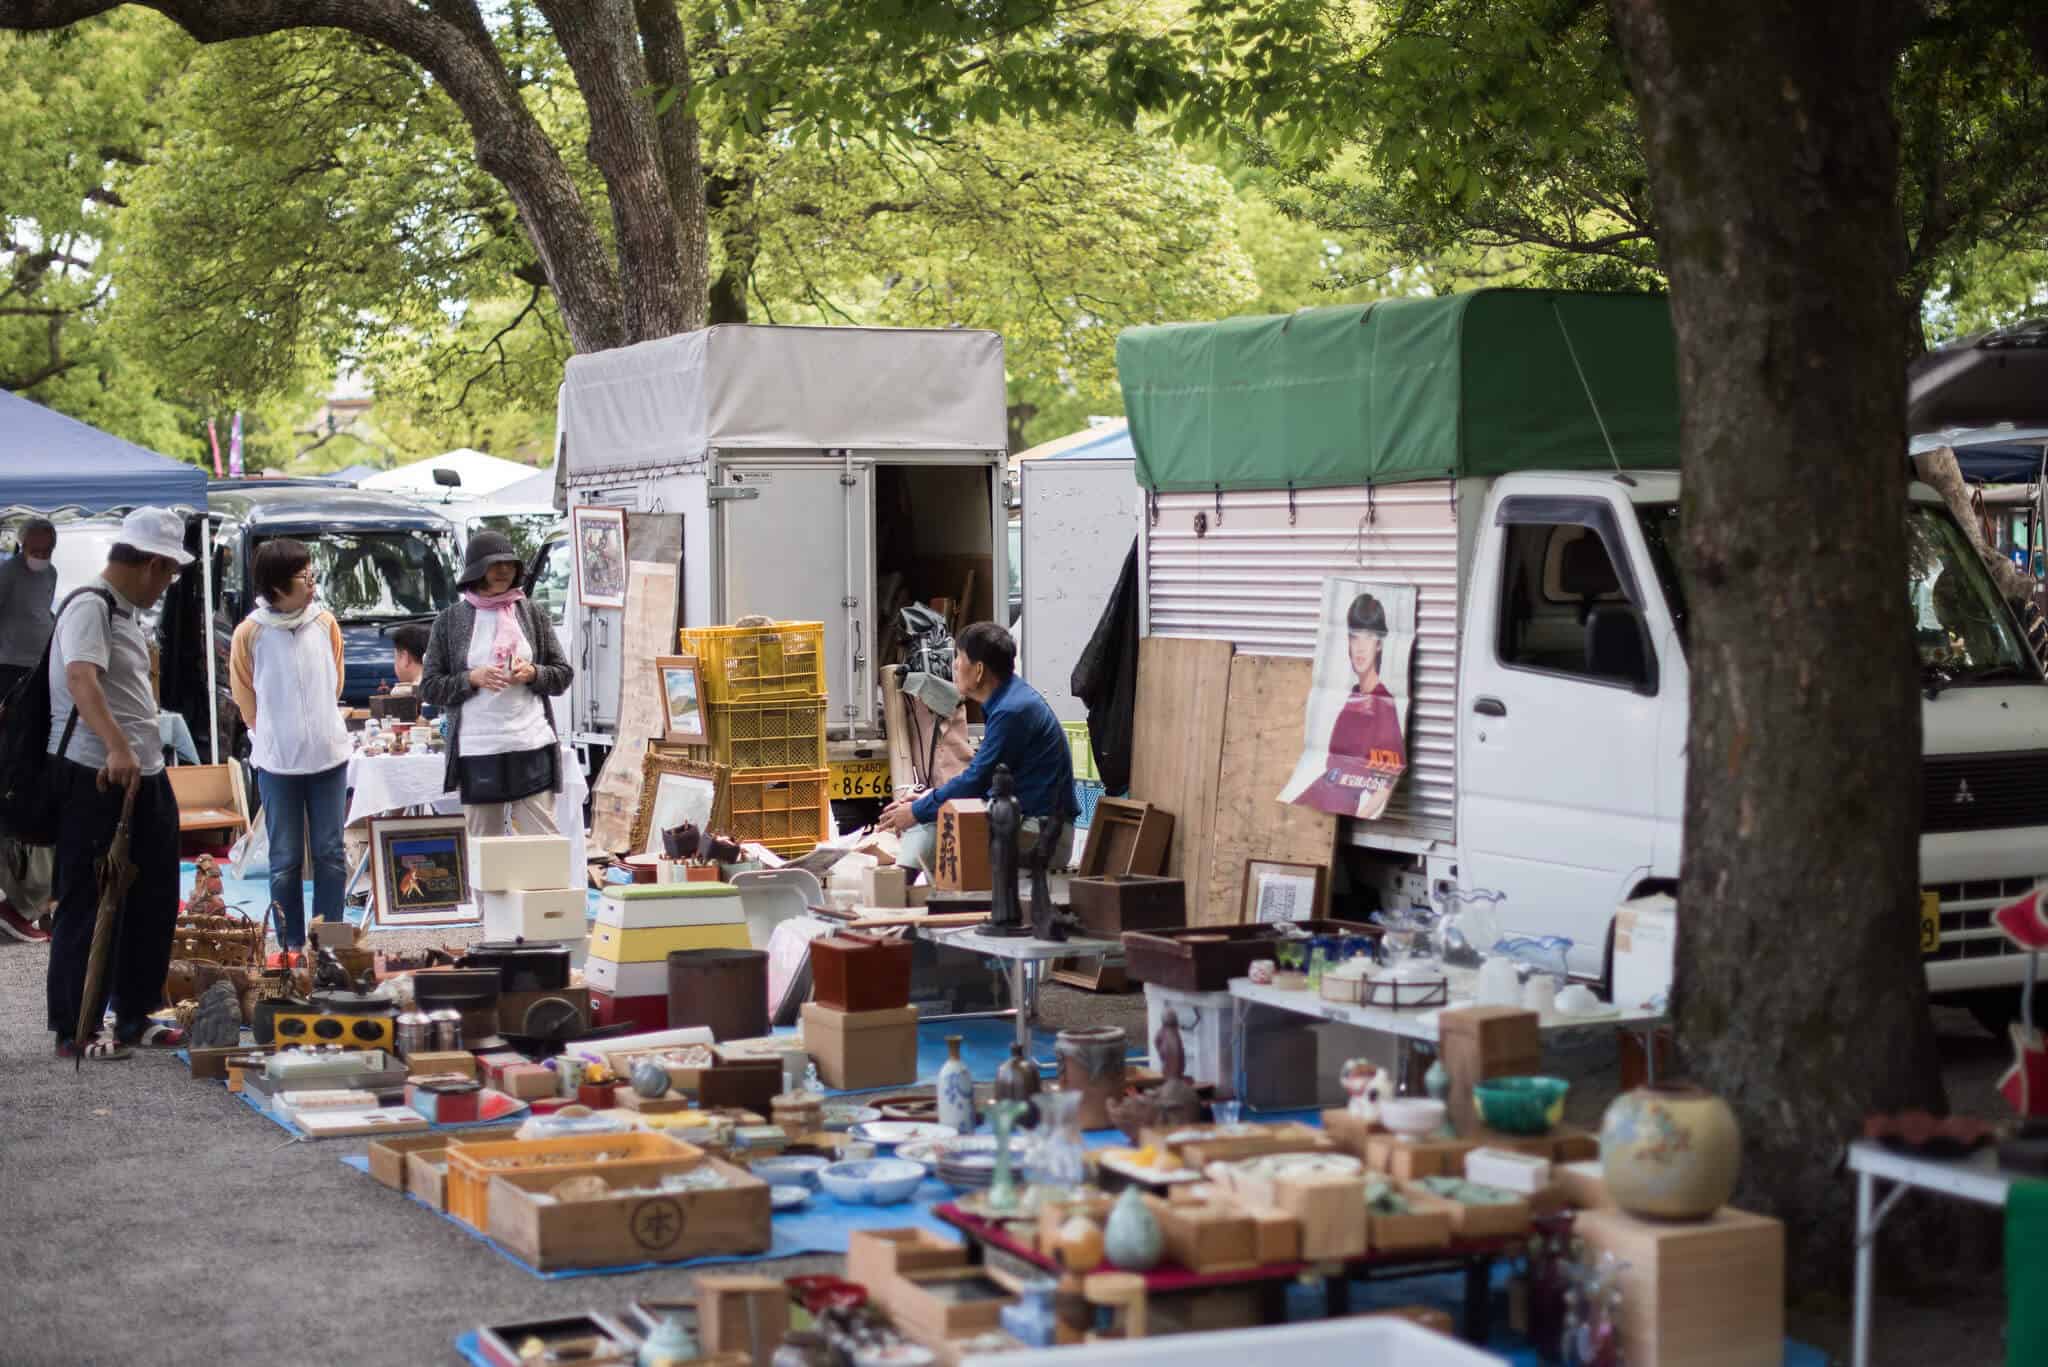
[419,531,574,836]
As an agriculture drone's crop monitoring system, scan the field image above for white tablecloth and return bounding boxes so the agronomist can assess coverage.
[345,743,587,888]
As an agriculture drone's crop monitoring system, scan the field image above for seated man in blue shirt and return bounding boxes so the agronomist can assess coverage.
[880,621,1076,875]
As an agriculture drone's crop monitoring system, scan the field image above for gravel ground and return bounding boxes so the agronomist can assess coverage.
[0,924,2010,1366]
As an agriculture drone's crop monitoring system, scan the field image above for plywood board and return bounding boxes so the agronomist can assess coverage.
[1202,654,1337,926]
[1128,637,1233,929]
[589,561,682,853]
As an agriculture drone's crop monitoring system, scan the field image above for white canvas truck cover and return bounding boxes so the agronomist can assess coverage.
[560,324,1008,477]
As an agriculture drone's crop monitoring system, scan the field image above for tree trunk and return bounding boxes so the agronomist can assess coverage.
[706,169,759,326]
[633,0,709,333]
[1605,0,1946,1273]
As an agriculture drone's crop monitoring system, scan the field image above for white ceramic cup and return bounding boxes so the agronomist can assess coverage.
[1523,974,1559,1015]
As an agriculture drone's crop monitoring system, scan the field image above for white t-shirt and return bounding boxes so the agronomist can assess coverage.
[46,580,163,777]
[459,607,554,757]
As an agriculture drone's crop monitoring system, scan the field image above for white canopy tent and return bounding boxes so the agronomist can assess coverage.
[359,448,542,500]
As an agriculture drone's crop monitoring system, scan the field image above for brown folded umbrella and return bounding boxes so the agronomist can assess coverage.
[74,782,140,1070]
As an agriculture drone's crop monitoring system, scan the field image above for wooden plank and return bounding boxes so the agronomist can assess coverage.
[589,561,681,853]
[1128,637,1233,930]
[1202,654,1338,927]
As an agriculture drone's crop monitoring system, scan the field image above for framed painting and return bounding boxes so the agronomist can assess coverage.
[368,814,479,926]
[1240,859,1327,925]
[631,748,724,857]
[571,505,628,609]
[655,655,708,744]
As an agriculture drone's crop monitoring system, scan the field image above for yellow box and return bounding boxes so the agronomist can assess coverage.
[589,919,752,964]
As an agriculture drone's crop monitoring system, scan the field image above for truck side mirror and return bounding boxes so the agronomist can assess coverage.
[1585,605,1657,693]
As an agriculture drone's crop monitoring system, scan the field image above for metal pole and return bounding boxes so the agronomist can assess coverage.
[1852,1168,1876,1367]
[200,514,219,764]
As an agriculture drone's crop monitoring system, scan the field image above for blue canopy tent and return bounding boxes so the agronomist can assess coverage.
[1909,427,2048,485]
[0,389,207,513]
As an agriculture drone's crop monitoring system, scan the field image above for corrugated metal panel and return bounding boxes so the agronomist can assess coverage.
[1143,482,1471,845]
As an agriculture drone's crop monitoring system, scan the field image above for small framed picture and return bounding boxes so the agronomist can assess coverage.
[1241,859,1327,925]
[571,505,628,609]
[655,655,707,744]
[368,815,478,926]
[631,749,724,857]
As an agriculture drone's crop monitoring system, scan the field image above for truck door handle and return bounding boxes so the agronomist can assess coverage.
[1473,697,1507,717]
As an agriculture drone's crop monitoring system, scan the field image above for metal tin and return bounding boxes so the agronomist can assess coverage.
[428,1008,463,1053]
[395,1011,435,1058]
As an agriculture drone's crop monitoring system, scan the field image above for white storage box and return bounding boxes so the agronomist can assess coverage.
[470,836,574,893]
[481,887,587,942]
[595,883,745,931]
[1612,893,1677,1014]
[1464,1146,1553,1194]
[582,956,670,998]
[966,1316,1500,1367]
[1143,982,1236,1089]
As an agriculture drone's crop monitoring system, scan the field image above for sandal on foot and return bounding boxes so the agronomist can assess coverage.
[126,1023,185,1049]
[57,1038,132,1061]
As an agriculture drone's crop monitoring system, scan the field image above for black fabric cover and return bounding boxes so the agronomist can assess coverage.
[1071,539,1139,796]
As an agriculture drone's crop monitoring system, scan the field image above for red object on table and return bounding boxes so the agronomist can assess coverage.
[577,1081,621,1109]
[809,933,914,1012]
[589,989,670,1033]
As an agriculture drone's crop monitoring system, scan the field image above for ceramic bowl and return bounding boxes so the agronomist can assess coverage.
[817,1158,927,1205]
[770,1184,812,1211]
[750,1154,832,1189]
[820,1104,883,1131]
[848,1120,958,1150]
[1378,1096,1448,1139]
[894,1139,945,1172]
[1473,1075,1569,1135]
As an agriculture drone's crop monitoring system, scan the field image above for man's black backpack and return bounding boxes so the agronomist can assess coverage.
[0,586,116,846]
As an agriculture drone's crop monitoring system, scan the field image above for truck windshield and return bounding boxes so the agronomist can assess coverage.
[1636,501,2036,683]
[290,530,458,624]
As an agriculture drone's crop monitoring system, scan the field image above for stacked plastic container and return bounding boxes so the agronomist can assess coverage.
[586,882,751,1032]
[674,620,832,857]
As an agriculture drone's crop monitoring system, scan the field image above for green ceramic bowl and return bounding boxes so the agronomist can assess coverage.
[1472,1075,1569,1135]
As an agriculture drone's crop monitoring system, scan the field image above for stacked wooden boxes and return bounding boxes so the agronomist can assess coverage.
[1572,1207,1785,1366]
[801,932,918,1089]
[675,621,830,858]
[588,883,750,1032]
[472,835,585,960]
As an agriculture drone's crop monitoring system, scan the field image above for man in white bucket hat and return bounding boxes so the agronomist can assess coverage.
[45,507,194,1061]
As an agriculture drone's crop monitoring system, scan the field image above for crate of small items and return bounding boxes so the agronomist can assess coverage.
[445,1130,704,1232]
[486,1156,772,1271]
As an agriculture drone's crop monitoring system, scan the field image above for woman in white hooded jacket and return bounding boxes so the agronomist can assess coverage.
[230,538,351,951]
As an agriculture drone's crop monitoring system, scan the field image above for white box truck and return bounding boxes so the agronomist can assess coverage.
[553,324,1011,799]
[1118,290,2047,1023]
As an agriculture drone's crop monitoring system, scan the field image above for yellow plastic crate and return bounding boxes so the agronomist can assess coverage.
[678,621,826,704]
[680,697,829,772]
[1063,721,1099,783]
[726,768,830,850]
[445,1130,701,1231]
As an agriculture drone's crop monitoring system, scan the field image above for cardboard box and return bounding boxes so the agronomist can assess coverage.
[486,1157,772,1272]
[405,1050,478,1080]
[848,1228,970,1295]
[863,865,909,909]
[500,1062,558,1100]
[800,1002,918,1090]
[589,919,751,964]
[1573,1206,1784,1367]
[481,886,587,942]
[471,835,573,893]
[932,800,992,892]
[697,1275,790,1367]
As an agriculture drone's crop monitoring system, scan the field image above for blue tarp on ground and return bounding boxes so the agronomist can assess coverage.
[0,389,207,513]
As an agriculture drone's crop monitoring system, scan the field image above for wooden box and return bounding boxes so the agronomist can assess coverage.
[1572,1206,1785,1367]
[405,1050,478,1080]
[1144,1122,1334,1168]
[446,1130,703,1231]
[932,800,992,892]
[1367,1203,1454,1252]
[1076,798,1174,878]
[1401,1182,1532,1240]
[885,1267,1020,1341]
[189,1043,272,1080]
[486,1157,772,1271]
[620,1087,694,1113]
[1320,1107,1381,1158]
[1552,1127,1600,1163]
[407,1150,453,1210]
[1556,1159,1611,1209]
[500,1063,558,1100]
[697,1275,791,1367]
[1365,1134,1476,1182]
[1268,1172,1367,1260]
[1069,876,1186,936]
[1143,1195,1258,1272]
[1243,1204,1301,1265]
[1436,1006,1542,1135]
[800,1002,918,1090]
[847,1228,970,1292]
[696,1056,784,1113]
[367,1124,522,1191]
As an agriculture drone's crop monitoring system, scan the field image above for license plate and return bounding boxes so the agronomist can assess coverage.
[828,758,891,801]
[1920,891,1942,956]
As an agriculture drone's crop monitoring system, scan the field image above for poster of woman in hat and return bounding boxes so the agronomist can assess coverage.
[1279,579,1418,821]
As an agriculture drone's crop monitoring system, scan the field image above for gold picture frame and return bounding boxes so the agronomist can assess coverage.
[631,748,725,857]
[1240,859,1328,925]
[654,655,708,744]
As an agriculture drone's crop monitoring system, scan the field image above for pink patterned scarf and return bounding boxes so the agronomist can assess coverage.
[463,587,527,671]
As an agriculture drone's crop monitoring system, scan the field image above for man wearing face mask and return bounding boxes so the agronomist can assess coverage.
[0,517,58,698]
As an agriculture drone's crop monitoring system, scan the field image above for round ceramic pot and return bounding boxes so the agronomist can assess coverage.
[1598,1082,1741,1220]
[1055,1026,1126,1131]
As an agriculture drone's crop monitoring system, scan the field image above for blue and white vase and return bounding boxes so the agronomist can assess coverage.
[938,1035,977,1134]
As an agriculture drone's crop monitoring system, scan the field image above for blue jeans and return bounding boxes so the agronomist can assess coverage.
[257,762,348,949]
